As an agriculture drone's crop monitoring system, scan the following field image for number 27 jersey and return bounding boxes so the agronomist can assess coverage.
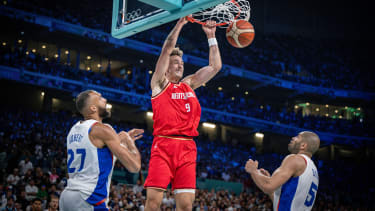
[65,120,116,206]
[151,82,201,137]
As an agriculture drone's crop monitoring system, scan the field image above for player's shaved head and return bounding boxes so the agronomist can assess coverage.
[76,90,97,114]
[300,131,320,155]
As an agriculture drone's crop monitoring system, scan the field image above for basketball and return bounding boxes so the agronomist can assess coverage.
[226,20,255,48]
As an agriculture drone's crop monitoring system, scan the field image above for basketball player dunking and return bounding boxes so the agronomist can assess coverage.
[144,17,222,211]
[245,131,320,211]
[59,90,143,211]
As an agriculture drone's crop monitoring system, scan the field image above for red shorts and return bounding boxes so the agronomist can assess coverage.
[144,136,197,190]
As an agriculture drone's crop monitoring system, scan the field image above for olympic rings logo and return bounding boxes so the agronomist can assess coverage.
[122,9,142,23]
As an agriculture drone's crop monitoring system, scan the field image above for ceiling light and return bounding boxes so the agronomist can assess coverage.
[203,122,216,129]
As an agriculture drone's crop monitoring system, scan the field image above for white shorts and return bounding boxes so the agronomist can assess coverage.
[59,189,109,211]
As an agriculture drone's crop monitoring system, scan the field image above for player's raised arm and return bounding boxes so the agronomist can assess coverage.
[182,20,222,90]
[245,154,306,195]
[90,123,141,173]
[151,17,188,95]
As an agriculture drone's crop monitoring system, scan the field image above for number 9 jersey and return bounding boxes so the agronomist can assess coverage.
[65,120,116,206]
[151,82,201,137]
[273,154,319,211]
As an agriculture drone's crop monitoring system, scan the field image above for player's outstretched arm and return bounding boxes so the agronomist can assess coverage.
[258,168,274,202]
[245,155,305,195]
[151,17,188,94]
[182,20,222,90]
[90,123,141,173]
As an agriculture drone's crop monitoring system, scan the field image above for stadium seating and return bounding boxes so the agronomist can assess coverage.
[5,0,374,92]
[0,1,374,210]
[0,109,373,210]
[0,45,372,137]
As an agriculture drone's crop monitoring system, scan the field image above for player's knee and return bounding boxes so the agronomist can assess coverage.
[176,202,193,211]
[146,197,162,210]
[176,199,194,211]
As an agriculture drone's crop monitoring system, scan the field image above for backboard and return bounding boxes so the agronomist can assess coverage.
[111,0,228,39]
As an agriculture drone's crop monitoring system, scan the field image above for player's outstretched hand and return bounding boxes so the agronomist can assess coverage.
[259,168,271,177]
[202,20,216,38]
[245,159,258,174]
[128,128,144,141]
[118,131,134,147]
[177,16,188,26]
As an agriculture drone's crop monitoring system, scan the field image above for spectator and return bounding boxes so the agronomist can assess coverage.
[0,197,15,211]
[36,185,47,203]
[132,180,143,194]
[19,157,33,176]
[26,198,43,211]
[44,195,58,211]
[16,190,29,210]
[0,188,16,210]
[34,169,47,188]
[161,191,175,208]
[48,169,58,185]
[47,185,59,198]
[6,168,21,186]
[25,180,38,201]
[199,167,208,179]
[22,170,34,185]
[14,201,23,211]
[221,172,231,182]
[0,148,6,174]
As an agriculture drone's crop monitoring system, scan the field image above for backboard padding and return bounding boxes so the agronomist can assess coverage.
[111,0,228,39]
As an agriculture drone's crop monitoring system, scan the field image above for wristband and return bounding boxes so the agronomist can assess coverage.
[208,38,218,47]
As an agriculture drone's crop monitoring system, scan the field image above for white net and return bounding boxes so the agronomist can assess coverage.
[189,0,251,27]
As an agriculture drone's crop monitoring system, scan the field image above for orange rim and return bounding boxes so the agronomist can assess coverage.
[186,0,242,26]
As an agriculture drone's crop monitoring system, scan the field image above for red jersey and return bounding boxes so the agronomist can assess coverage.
[151,82,201,137]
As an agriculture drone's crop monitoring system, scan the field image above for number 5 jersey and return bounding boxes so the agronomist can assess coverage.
[273,154,319,211]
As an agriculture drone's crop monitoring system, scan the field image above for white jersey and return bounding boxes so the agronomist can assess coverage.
[65,120,116,206]
[273,154,319,211]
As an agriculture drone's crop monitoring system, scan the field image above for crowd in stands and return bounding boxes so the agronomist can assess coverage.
[0,109,374,210]
[0,42,373,137]
[4,0,374,92]
[1,1,374,210]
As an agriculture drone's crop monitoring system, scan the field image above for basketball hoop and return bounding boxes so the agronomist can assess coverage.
[186,0,251,27]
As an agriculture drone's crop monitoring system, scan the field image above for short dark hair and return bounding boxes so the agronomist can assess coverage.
[48,194,59,203]
[32,197,42,204]
[76,90,95,114]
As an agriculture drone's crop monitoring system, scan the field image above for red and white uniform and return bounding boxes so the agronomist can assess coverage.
[152,82,201,137]
[144,82,201,190]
